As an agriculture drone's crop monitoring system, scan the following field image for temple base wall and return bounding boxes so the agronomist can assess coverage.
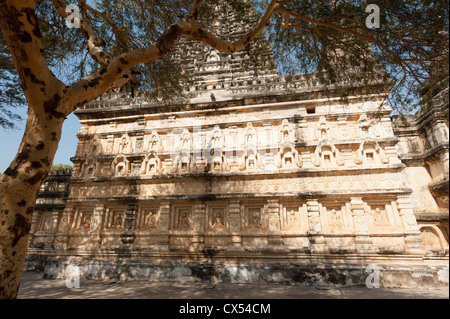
[24,253,449,289]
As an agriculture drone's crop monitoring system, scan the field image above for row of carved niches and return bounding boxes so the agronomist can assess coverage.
[72,140,394,178]
[77,116,395,157]
[46,199,408,235]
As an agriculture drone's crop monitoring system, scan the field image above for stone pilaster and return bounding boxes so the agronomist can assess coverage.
[191,201,205,251]
[267,199,285,252]
[54,205,72,251]
[307,199,326,254]
[397,195,423,254]
[350,197,374,252]
[228,199,243,251]
[155,201,170,251]
[28,211,40,247]
[46,210,61,249]
[87,204,104,250]
[121,202,136,245]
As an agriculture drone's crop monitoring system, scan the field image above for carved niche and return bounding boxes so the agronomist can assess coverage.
[173,207,193,230]
[145,130,163,152]
[419,226,448,250]
[243,205,267,231]
[174,150,192,173]
[35,212,53,233]
[280,203,308,230]
[277,145,302,169]
[279,119,295,144]
[117,134,133,154]
[70,208,93,231]
[110,155,131,177]
[320,204,350,230]
[80,155,100,178]
[244,123,257,147]
[141,152,161,175]
[240,123,262,171]
[103,208,125,231]
[354,140,389,165]
[83,134,103,156]
[313,141,344,167]
[315,116,331,141]
[207,126,227,172]
[208,125,224,149]
[241,148,262,171]
[357,115,381,138]
[180,129,191,151]
[208,206,228,231]
[136,207,159,230]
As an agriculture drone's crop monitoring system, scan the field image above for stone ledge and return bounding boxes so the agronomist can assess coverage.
[64,189,413,202]
[415,212,449,222]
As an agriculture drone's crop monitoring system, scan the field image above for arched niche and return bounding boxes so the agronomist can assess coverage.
[84,134,103,156]
[244,123,257,147]
[146,130,163,152]
[315,116,331,141]
[313,141,344,167]
[277,145,302,169]
[111,155,131,177]
[118,134,132,154]
[419,225,449,250]
[241,148,262,171]
[141,152,161,175]
[354,140,389,165]
[80,155,100,178]
[279,119,294,144]
[175,150,192,173]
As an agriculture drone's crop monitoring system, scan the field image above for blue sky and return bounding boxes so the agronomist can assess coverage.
[0,110,81,173]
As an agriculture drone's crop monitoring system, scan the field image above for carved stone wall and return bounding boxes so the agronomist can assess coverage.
[26,3,448,287]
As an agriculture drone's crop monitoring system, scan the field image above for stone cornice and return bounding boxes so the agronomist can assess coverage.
[67,164,405,183]
[399,143,449,164]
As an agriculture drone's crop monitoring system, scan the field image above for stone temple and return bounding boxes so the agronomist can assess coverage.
[25,3,449,287]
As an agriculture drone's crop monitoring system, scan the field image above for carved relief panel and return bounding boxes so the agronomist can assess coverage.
[242,204,268,231]
[319,202,352,231]
[69,207,94,231]
[364,200,403,232]
[206,205,229,232]
[34,212,54,233]
[135,206,159,230]
[280,203,308,230]
[171,206,194,230]
[103,207,125,231]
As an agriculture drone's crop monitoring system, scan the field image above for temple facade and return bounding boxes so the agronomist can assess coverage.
[25,3,449,287]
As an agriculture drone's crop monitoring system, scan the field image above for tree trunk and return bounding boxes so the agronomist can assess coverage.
[0,0,68,299]
[0,101,66,298]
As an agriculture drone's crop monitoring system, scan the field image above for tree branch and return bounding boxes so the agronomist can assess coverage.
[278,6,424,86]
[189,0,202,21]
[66,0,280,110]
[182,0,279,54]
[49,0,111,66]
